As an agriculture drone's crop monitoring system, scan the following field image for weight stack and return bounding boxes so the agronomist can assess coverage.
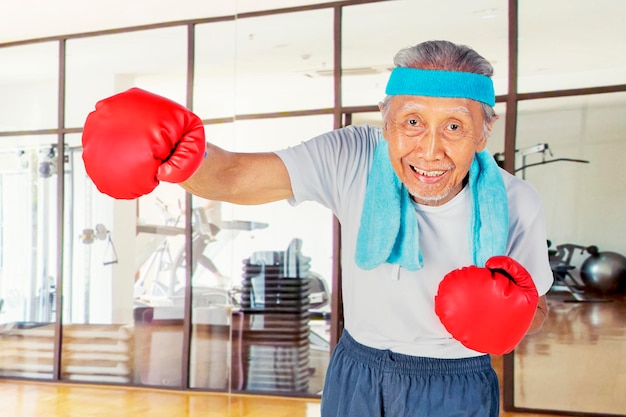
[239,239,311,393]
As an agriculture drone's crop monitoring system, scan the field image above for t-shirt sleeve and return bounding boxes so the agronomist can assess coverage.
[504,173,555,296]
[273,125,378,216]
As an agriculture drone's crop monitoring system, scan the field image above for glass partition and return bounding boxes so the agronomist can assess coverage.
[62,130,191,387]
[132,183,191,388]
[519,1,626,92]
[61,23,190,388]
[232,9,334,114]
[65,26,188,129]
[341,0,508,107]
[0,135,60,380]
[188,116,335,395]
[510,93,626,415]
[0,43,59,131]
[194,21,237,120]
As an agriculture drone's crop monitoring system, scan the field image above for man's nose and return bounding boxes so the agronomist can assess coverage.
[416,129,443,160]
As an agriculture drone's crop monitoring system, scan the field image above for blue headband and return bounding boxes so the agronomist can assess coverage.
[385,67,495,107]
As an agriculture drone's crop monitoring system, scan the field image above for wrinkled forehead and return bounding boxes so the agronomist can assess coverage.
[398,101,472,115]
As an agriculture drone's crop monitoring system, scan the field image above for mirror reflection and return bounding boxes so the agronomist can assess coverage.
[0,137,59,380]
[512,93,626,415]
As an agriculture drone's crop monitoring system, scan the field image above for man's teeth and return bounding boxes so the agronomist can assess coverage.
[411,166,445,176]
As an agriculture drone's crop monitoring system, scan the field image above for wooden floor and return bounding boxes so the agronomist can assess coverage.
[3,381,320,417]
[511,293,626,415]
[0,376,570,417]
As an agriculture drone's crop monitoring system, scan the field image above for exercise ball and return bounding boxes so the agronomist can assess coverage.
[579,246,626,294]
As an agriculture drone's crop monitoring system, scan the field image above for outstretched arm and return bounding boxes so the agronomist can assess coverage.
[180,142,294,205]
[82,88,294,203]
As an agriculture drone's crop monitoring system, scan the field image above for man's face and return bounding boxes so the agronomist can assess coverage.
[381,95,496,206]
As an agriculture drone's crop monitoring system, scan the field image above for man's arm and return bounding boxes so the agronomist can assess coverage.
[526,295,548,334]
[180,142,294,205]
[81,88,295,202]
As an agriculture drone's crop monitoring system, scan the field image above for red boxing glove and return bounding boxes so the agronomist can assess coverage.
[82,88,206,199]
[434,256,539,355]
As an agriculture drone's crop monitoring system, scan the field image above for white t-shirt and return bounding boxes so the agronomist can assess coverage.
[275,124,554,358]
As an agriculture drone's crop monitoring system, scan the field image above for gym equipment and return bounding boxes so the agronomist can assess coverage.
[579,246,626,294]
[133,201,269,304]
[493,143,589,179]
[79,223,118,266]
[549,242,625,301]
[239,238,313,393]
[549,242,589,302]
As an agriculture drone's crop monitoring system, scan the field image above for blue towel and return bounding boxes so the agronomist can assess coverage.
[355,139,508,271]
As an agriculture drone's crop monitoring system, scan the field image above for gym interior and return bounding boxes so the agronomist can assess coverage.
[0,1,625,416]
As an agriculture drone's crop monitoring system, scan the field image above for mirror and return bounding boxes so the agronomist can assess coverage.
[508,92,626,415]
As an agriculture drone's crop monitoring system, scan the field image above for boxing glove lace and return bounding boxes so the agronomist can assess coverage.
[82,88,206,199]
[434,256,539,355]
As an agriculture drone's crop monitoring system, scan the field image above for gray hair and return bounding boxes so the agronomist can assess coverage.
[380,40,497,135]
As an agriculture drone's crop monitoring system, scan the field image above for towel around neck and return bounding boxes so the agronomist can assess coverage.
[355,138,509,271]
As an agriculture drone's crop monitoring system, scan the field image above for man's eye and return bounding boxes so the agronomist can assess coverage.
[448,123,460,131]
[408,119,418,126]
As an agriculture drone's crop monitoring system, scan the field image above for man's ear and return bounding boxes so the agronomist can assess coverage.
[485,114,500,138]
[378,101,389,139]
[477,114,499,152]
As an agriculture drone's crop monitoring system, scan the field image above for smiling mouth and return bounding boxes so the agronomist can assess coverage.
[410,165,447,177]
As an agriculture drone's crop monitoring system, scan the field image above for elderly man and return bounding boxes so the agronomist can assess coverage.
[82,40,552,417]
